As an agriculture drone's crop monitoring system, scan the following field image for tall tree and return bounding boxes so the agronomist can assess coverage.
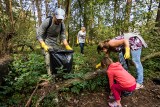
[147,0,153,22]
[124,0,132,31]
[1,0,15,54]
[58,0,65,8]
[31,0,36,27]
[35,0,42,26]
[64,0,71,43]
[113,0,119,35]
[4,0,14,31]
[155,1,160,28]
[113,0,118,25]
[9,0,14,31]
[83,0,88,30]
[77,0,83,28]
[0,0,3,13]
[88,0,94,44]
[45,0,49,17]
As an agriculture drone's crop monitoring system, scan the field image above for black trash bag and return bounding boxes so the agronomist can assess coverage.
[152,78,160,85]
[49,49,74,74]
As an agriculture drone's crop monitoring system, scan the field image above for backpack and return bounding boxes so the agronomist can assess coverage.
[46,16,53,32]
[43,16,62,40]
[46,16,62,33]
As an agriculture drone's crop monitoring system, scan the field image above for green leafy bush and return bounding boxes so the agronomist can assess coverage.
[0,53,50,106]
[143,57,160,78]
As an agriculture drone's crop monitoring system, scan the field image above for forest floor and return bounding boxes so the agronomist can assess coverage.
[59,79,160,107]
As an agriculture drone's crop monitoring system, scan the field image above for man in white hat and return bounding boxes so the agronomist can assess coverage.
[37,8,72,76]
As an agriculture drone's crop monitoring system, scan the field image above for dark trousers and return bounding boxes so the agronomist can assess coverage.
[79,43,84,54]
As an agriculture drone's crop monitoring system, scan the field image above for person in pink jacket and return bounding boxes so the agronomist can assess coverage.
[101,57,136,107]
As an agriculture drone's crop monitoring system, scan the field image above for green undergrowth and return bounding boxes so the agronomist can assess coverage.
[0,45,159,106]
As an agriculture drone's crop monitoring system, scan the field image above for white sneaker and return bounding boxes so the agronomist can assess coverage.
[108,101,122,107]
[109,95,115,100]
[136,83,144,90]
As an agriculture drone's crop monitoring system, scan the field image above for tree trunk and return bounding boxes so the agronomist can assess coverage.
[155,1,160,27]
[9,0,14,32]
[4,0,14,31]
[89,0,94,45]
[113,0,118,25]
[0,0,3,54]
[4,0,10,16]
[147,0,153,22]
[113,0,118,35]
[2,0,14,54]
[72,9,77,47]
[83,1,87,29]
[77,0,82,28]
[45,0,49,17]
[35,0,42,26]
[0,0,3,13]
[31,0,36,27]
[64,0,71,43]
[58,0,65,8]
[124,0,132,32]
[57,0,60,7]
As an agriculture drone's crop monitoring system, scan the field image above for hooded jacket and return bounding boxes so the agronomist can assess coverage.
[107,62,136,89]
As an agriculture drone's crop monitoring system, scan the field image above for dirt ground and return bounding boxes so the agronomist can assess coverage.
[59,79,160,107]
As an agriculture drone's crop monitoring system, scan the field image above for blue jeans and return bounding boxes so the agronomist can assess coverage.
[119,48,143,84]
[119,52,129,71]
[79,43,84,54]
[131,48,143,84]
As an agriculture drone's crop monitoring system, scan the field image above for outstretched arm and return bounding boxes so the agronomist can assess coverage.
[108,39,130,59]
[60,23,73,50]
[62,39,73,50]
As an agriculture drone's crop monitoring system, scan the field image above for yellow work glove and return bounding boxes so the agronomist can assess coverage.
[96,63,101,69]
[124,47,130,59]
[65,45,73,50]
[41,42,49,52]
[85,38,88,44]
[76,39,79,44]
